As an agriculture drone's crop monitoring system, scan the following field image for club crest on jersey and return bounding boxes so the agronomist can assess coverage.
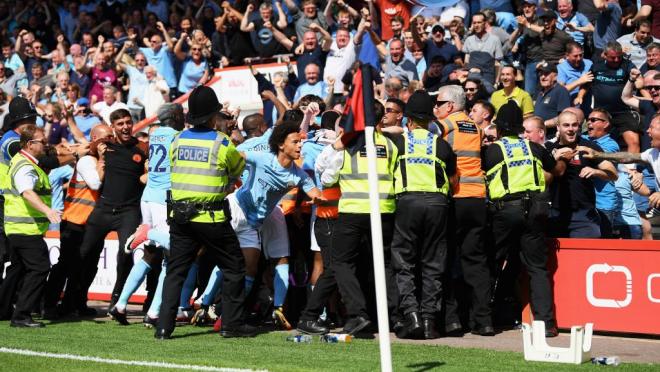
[178,146,210,162]
[132,154,142,163]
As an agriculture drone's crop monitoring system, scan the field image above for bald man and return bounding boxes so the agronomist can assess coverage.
[42,124,115,318]
[545,110,617,238]
[523,116,547,145]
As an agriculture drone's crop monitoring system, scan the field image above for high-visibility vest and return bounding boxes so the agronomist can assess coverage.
[0,131,19,199]
[170,130,245,223]
[316,185,341,218]
[439,111,486,198]
[4,152,51,235]
[62,166,99,225]
[338,132,397,214]
[280,159,312,215]
[394,128,449,195]
[486,137,546,200]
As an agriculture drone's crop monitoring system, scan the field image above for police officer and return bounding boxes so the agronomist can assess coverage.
[390,91,457,339]
[313,101,399,335]
[3,125,60,327]
[484,100,559,337]
[156,86,255,339]
[0,98,84,319]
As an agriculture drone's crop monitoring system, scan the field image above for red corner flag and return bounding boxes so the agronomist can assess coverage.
[342,63,376,139]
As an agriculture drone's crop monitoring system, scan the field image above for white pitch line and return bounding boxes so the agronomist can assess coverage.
[0,347,267,372]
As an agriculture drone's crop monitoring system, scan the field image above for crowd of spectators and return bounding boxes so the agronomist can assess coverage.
[1,0,660,334]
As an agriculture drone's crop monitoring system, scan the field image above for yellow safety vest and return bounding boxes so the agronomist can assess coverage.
[486,137,545,200]
[4,152,52,235]
[169,130,245,223]
[394,128,449,195]
[338,132,397,214]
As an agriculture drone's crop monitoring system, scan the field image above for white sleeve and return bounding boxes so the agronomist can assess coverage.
[76,155,102,190]
[14,165,39,194]
[316,144,344,187]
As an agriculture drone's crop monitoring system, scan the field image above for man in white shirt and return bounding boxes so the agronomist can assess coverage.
[91,86,128,125]
[324,27,359,93]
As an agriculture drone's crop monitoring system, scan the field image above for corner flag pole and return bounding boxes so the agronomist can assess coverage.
[364,125,393,372]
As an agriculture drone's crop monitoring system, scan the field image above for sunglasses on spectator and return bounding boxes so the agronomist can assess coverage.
[434,100,450,107]
[647,85,660,91]
[465,87,477,92]
[191,47,202,51]
[587,117,607,123]
[29,139,47,145]
[385,108,400,114]
[485,135,497,142]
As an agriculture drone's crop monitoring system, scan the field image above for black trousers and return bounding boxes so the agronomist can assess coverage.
[331,213,397,320]
[4,234,50,321]
[300,217,336,321]
[159,220,246,333]
[78,204,140,305]
[444,197,492,328]
[491,197,554,325]
[0,249,24,319]
[391,193,448,319]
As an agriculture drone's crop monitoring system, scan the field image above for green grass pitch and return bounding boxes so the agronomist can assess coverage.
[0,320,656,371]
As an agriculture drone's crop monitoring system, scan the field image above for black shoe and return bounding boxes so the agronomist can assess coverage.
[41,307,60,320]
[109,307,130,326]
[297,320,329,335]
[154,328,172,340]
[471,325,495,336]
[445,322,463,336]
[76,306,98,317]
[423,318,440,339]
[143,314,158,328]
[220,323,258,338]
[545,326,559,338]
[342,316,371,336]
[396,312,423,339]
[10,318,45,328]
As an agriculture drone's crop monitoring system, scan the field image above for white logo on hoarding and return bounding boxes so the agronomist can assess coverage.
[586,263,633,308]
[648,274,660,304]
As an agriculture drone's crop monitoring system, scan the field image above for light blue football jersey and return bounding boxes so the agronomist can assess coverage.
[141,126,178,204]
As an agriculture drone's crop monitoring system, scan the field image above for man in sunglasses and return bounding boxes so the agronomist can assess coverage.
[434,85,492,336]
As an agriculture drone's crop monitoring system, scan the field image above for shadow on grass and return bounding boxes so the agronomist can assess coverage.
[406,361,445,371]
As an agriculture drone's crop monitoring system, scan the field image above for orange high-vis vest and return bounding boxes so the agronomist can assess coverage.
[280,158,312,215]
[62,168,99,225]
[315,185,341,219]
[439,111,486,198]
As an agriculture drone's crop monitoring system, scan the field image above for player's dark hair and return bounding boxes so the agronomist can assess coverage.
[269,121,301,154]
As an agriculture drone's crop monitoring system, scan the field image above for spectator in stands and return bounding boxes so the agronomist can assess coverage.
[284,0,329,42]
[623,69,660,152]
[294,63,330,102]
[491,65,534,117]
[628,0,660,39]
[523,116,547,144]
[91,86,128,125]
[510,0,543,97]
[593,0,622,60]
[464,79,491,111]
[0,61,26,97]
[79,52,118,104]
[482,8,510,48]
[324,26,359,93]
[546,110,617,238]
[372,0,411,41]
[174,37,209,95]
[324,0,359,33]
[72,98,98,140]
[463,12,504,85]
[534,62,570,137]
[421,56,445,92]
[414,23,461,67]
[381,38,418,83]
[557,42,593,108]
[272,23,332,78]
[140,21,177,96]
[617,20,659,69]
[381,97,405,130]
[582,108,620,237]
[641,43,660,74]
[240,2,288,58]
[555,0,593,46]
[591,41,640,153]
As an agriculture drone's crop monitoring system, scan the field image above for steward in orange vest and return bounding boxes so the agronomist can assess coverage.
[42,124,114,318]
